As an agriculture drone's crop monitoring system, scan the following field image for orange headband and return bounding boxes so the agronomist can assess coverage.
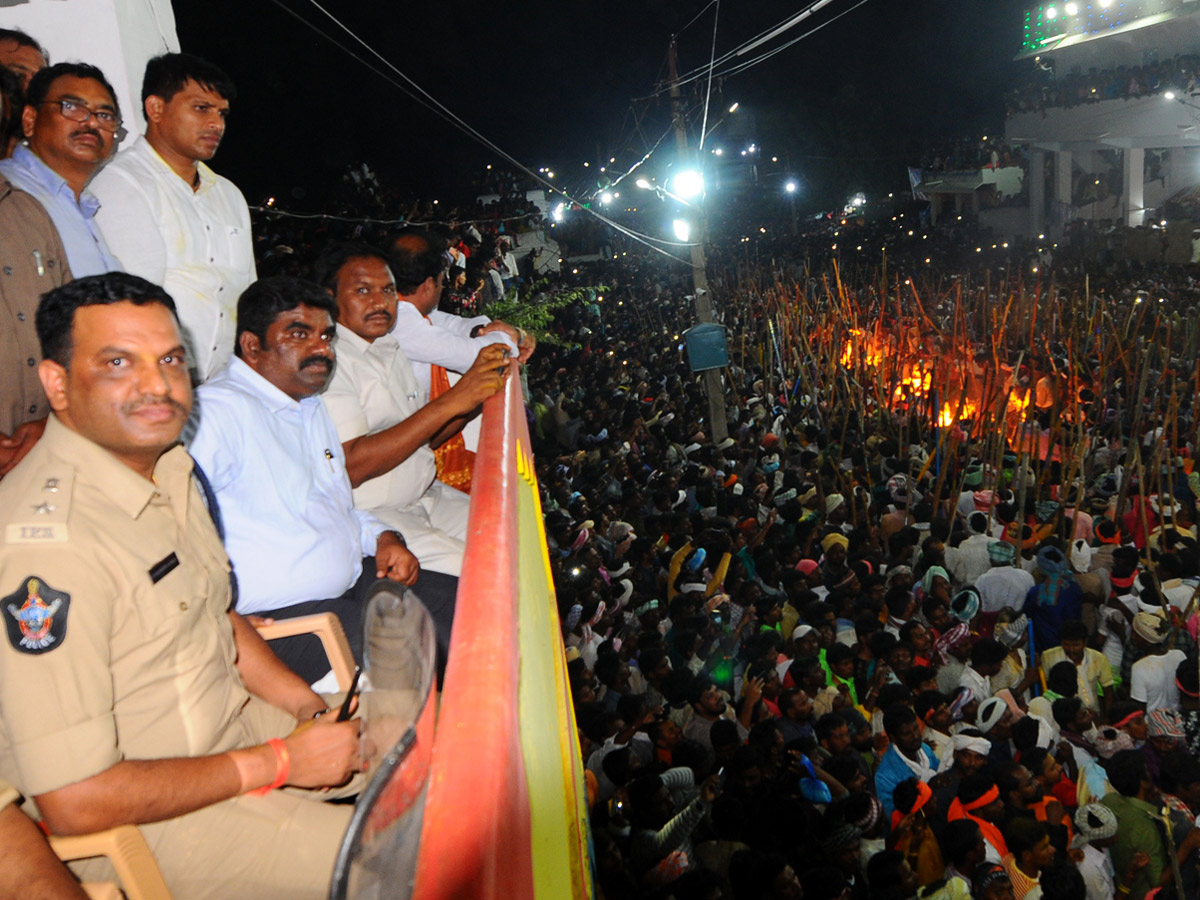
[890,780,933,830]
[1114,710,1146,728]
[963,785,1000,812]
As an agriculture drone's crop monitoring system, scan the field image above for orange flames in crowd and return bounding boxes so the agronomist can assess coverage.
[839,328,983,428]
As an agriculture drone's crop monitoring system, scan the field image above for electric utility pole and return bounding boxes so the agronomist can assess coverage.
[668,38,729,444]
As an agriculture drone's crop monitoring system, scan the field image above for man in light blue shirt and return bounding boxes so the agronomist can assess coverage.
[0,62,120,276]
[189,275,458,685]
[875,703,940,818]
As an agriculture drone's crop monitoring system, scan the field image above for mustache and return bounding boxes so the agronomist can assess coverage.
[124,394,188,415]
[71,128,102,141]
[300,355,332,370]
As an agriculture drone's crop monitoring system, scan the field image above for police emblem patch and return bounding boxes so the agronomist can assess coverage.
[3,576,69,654]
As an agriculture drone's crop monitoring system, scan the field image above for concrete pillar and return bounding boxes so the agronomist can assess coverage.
[1030,149,1046,236]
[1054,149,1072,207]
[1124,146,1145,227]
[1166,147,1187,197]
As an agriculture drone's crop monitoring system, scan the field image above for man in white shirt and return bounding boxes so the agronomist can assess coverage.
[315,243,505,585]
[960,638,1007,704]
[975,539,1035,614]
[91,53,255,382]
[189,276,455,685]
[387,229,534,404]
[1073,803,1119,900]
[945,511,995,589]
[1129,610,1186,713]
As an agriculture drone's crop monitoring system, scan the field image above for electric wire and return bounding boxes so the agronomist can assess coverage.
[697,0,721,151]
[273,0,697,261]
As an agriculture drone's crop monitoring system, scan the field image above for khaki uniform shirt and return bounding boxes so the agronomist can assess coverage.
[0,415,254,798]
[0,176,70,435]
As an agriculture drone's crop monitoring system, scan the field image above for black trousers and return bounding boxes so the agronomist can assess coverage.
[263,557,458,685]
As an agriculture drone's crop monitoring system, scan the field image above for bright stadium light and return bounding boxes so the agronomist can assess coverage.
[1046,6,1057,19]
[600,191,614,205]
[552,202,565,222]
[785,180,798,193]
[635,177,653,190]
[672,218,691,242]
[673,170,704,199]
[1065,2,1078,14]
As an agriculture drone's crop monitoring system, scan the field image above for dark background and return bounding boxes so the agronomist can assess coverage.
[173,0,1030,213]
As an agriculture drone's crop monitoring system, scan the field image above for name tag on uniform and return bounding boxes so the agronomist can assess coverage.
[149,553,179,584]
[6,524,67,543]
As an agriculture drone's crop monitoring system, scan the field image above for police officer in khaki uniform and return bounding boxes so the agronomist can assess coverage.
[0,272,361,900]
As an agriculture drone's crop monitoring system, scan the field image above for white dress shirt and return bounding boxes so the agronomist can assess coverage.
[322,325,436,510]
[390,300,515,402]
[188,357,384,614]
[320,325,470,576]
[90,136,256,382]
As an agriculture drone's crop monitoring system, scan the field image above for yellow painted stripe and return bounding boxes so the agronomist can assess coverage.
[516,477,593,900]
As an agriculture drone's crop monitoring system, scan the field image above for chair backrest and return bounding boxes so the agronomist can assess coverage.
[328,583,437,900]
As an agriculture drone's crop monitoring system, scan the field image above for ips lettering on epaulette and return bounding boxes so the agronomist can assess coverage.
[5,470,72,544]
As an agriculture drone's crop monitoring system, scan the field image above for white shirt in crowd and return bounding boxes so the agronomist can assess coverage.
[1130,648,1186,713]
[975,565,1035,613]
[945,533,994,588]
[90,136,256,382]
[1077,843,1114,900]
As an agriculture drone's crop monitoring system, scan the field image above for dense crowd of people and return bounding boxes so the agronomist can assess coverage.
[1007,53,1200,115]
[525,219,1200,900]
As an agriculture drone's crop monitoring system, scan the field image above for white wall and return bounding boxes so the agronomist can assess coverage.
[4,0,179,133]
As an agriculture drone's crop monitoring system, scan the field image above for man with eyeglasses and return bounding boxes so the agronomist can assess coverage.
[0,62,121,278]
[92,53,254,383]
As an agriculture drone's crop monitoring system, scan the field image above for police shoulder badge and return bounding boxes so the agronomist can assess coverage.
[4,576,69,654]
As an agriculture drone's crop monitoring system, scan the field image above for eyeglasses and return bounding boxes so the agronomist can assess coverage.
[39,98,124,137]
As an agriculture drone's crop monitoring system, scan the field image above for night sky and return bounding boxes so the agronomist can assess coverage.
[173,0,1030,212]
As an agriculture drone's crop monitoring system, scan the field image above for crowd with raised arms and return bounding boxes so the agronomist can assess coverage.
[530,232,1200,900]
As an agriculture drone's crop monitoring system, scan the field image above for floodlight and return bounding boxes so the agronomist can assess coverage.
[1065,2,1078,14]
[672,219,691,242]
[673,170,704,199]
[1166,91,1177,100]
[552,202,565,223]
[600,191,614,205]
[1046,6,1057,19]
[635,178,652,190]
[785,181,798,194]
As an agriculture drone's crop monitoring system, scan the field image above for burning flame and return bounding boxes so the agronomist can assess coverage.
[839,329,886,368]
[938,400,978,427]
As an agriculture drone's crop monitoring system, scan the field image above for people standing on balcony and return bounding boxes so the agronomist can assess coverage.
[91,53,255,383]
